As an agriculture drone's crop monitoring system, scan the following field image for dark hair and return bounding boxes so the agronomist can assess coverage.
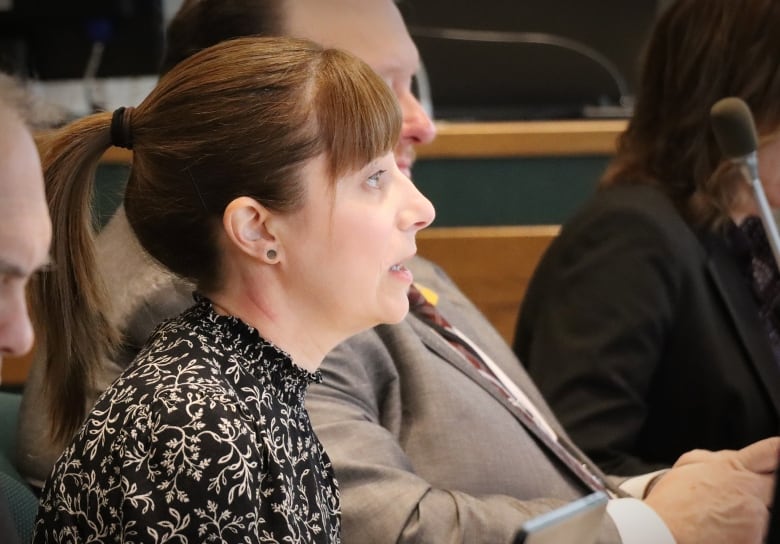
[601,0,780,228]
[33,36,401,444]
[160,0,284,74]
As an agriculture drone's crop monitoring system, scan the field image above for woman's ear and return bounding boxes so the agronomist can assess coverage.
[223,196,279,263]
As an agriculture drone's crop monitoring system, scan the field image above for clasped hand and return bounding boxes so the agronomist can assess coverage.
[645,436,779,544]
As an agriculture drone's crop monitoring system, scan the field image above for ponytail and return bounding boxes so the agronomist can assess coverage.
[30,113,121,445]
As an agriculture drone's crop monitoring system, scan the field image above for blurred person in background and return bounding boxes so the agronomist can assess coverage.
[0,79,51,544]
[516,0,780,477]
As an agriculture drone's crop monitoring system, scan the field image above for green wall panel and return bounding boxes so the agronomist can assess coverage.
[94,164,130,229]
[93,156,611,230]
[411,156,609,226]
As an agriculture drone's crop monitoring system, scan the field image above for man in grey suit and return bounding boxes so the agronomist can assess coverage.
[17,1,778,543]
[308,256,776,544]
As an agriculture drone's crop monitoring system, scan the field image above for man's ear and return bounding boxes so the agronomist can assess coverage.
[222,196,278,262]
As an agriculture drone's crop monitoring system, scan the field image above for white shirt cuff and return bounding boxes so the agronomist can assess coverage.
[619,469,668,498]
[606,498,676,544]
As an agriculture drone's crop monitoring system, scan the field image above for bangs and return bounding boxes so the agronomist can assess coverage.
[314,49,402,180]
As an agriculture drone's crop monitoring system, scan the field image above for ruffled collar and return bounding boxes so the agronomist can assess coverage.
[187,293,322,402]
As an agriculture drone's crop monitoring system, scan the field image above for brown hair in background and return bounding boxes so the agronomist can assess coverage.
[601,0,780,228]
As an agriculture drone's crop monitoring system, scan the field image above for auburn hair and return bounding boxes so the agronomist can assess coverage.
[32,36,401,444]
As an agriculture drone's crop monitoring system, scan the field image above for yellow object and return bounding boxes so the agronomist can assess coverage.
[414,283,439,306]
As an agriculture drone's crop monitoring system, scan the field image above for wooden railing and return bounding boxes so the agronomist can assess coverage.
[417,225,559,344]
[416,119,625,158]
[96,119,626,163]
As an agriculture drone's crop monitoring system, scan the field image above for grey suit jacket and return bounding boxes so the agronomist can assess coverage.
[307,257,621,543]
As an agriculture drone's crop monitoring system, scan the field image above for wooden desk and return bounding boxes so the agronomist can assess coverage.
[96,119,627,164]
[417,225,559,344]
[416,119,626,159]
[2,350,34,388]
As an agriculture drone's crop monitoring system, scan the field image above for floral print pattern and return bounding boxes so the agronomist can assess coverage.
[33,295,341,543]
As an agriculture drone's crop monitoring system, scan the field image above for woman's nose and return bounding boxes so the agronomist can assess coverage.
[401,177,436,232]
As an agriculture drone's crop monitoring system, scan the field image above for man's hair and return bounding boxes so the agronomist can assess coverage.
[160,0,285,74]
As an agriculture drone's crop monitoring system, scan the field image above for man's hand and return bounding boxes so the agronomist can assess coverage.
[644,436,779,544]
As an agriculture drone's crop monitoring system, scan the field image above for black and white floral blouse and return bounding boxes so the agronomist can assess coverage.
[33,295,341,543]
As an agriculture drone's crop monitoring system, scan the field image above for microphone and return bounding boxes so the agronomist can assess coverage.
[710,97,780,270]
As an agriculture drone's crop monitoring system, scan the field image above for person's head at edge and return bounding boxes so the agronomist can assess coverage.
[602,0,780,228]
[34,36,434,444]
[0,98,51,373]
[162,0,436,179]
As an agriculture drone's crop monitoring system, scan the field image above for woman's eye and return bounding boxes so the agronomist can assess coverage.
[366,170,386,188]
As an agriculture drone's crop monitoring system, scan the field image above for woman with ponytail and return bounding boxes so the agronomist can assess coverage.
[31,36,434,543]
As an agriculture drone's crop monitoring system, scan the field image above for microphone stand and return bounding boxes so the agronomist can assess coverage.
[407,26,633,118]
[711,96,780,272]
[739,153,780,272]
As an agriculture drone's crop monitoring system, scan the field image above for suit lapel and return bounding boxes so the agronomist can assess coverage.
[408,314,508,401]
[407,261,615,490]
[409,313,540,420]
[408,312,622,496]
[703,233,780,415]
[409,265,571,434]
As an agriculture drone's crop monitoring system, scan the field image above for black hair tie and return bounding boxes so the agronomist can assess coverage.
[110,106,135,150]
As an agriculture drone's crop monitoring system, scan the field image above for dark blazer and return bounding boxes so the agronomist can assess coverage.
[514,184,780,476]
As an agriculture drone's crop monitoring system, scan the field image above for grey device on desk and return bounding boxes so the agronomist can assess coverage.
[514,491,609,544]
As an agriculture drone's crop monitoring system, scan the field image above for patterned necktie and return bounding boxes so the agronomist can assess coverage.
[728,216,780,365]
[407,284,615,496]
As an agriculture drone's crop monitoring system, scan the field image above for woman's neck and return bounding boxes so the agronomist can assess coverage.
[205,284,338,374]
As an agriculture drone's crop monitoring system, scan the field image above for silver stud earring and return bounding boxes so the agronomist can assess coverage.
[266,249,278,261]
